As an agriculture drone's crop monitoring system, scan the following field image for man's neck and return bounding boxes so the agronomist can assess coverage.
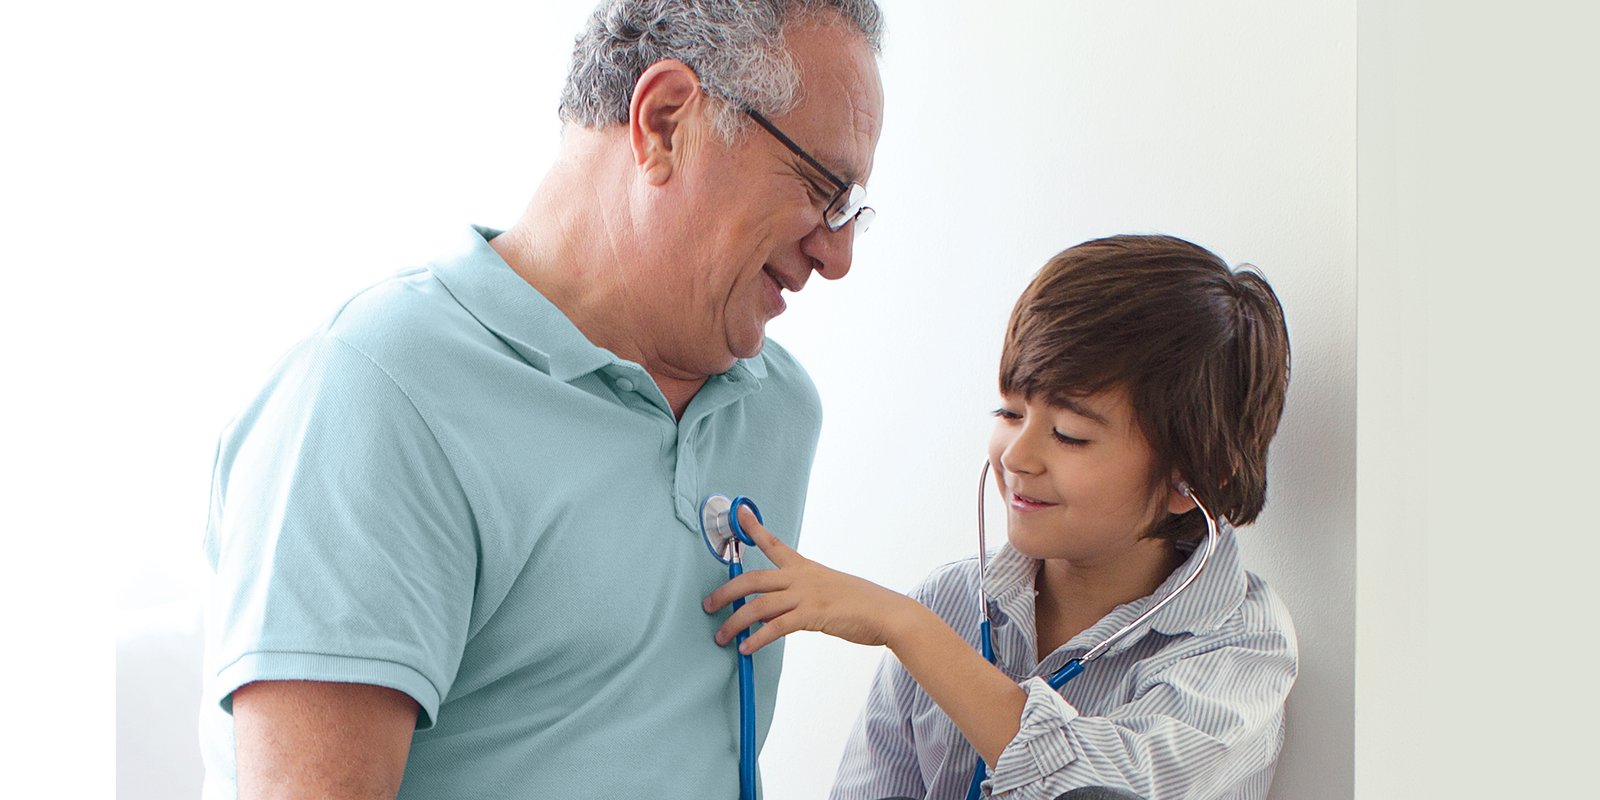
[490,136,709,419]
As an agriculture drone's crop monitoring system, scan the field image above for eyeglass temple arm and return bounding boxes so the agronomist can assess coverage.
[743,109,851,194]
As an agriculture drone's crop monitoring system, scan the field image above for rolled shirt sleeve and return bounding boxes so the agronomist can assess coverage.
[986,629,1297,800]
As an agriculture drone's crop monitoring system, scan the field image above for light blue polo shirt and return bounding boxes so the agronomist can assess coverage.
[201,226,823,799]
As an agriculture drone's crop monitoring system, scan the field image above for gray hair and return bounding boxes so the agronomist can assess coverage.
[559,0,883,141]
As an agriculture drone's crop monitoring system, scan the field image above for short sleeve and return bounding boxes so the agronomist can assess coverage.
[203,334,477,729]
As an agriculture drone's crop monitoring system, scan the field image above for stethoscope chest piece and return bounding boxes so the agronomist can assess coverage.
[699,494,761,563]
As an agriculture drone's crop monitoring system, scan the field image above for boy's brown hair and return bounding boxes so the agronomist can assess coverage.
[999,235,1291,546]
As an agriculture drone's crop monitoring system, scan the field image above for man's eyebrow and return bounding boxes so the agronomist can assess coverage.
[832,158,868,186]
[824,156,863,186]
[790,148,857,188]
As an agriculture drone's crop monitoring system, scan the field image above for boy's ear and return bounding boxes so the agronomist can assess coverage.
[1166,473,1198,515]
[628,59,705,186]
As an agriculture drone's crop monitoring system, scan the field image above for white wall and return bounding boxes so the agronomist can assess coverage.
[1355,1,1600,797]
[6,0,1364,796]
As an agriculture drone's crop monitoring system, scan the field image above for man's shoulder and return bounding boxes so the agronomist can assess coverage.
[316,266,493,374]
[751,337,821,412]
[321,266,454,338]
[223,268,479,449]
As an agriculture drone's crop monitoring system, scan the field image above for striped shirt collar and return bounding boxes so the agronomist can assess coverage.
[982,522,1248,666]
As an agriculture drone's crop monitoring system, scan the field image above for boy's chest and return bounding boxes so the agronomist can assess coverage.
[1033,602,1106,661]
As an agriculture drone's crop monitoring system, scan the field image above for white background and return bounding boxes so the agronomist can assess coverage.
[3,0,1595,797]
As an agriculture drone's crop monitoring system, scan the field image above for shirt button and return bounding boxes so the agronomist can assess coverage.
[615,377,635,393]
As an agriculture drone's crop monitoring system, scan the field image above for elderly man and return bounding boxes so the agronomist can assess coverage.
[200,1,884,797]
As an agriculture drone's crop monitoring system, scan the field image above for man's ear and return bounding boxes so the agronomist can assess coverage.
[629,59,704,186]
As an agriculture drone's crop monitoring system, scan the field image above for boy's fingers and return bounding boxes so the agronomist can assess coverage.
[715,593,797,646]
[702,569,786,613]
[737,506,800,567]
[737,613,800,655]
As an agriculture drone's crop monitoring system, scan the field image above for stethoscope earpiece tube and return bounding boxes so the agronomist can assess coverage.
[967,462,1221,800]
[1047,658,1084,690]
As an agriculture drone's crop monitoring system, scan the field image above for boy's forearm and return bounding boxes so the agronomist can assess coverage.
[884,599,1027,765]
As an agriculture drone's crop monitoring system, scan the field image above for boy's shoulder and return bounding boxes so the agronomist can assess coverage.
[918,554,981,588]
[1171,565,1298,664]
[1234,569,1299,647]
[904,555,985,616]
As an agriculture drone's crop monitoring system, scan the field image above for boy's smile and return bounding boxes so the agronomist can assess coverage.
[987,387,1194,574]
[1007,490,1058,512]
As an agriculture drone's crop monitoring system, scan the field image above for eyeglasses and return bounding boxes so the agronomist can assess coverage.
[745,109,875,234]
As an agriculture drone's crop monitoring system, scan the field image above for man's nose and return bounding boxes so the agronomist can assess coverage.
[801,220,856,281]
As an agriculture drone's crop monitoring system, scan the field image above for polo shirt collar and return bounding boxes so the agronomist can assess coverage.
[428,226,768,385]
[983,519,1248,665]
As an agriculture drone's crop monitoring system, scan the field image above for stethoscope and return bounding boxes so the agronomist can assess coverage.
[699,493,765,800]
[965,460,1221,800]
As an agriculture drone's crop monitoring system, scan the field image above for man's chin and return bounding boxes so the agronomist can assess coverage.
[727,329,767,363]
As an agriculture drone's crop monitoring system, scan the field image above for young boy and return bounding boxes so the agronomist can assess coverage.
[702,234,1295,800]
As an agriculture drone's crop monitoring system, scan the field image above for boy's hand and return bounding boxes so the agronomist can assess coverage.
[701,506,921,655]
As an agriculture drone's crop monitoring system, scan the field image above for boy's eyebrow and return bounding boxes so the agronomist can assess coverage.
[1056,396,1109,426]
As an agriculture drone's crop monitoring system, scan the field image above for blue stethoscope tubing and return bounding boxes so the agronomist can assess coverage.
[965,460,1220,800]
[699,494,764,800]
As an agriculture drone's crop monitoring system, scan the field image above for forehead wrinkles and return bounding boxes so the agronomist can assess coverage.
[838,77,882,181]
[799,93,876,184]
[785,20,882,182]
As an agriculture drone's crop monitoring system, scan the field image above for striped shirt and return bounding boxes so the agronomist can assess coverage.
[830,526,1297,800]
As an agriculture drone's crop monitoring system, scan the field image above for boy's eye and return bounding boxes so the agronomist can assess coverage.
[991,408,1022,421]
[1052,430,1090,446]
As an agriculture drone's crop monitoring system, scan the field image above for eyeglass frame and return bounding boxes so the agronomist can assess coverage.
[744,108,875,233]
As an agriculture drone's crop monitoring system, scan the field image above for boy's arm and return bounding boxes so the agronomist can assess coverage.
[884,609,1026,765]
[702,506,1026,765]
